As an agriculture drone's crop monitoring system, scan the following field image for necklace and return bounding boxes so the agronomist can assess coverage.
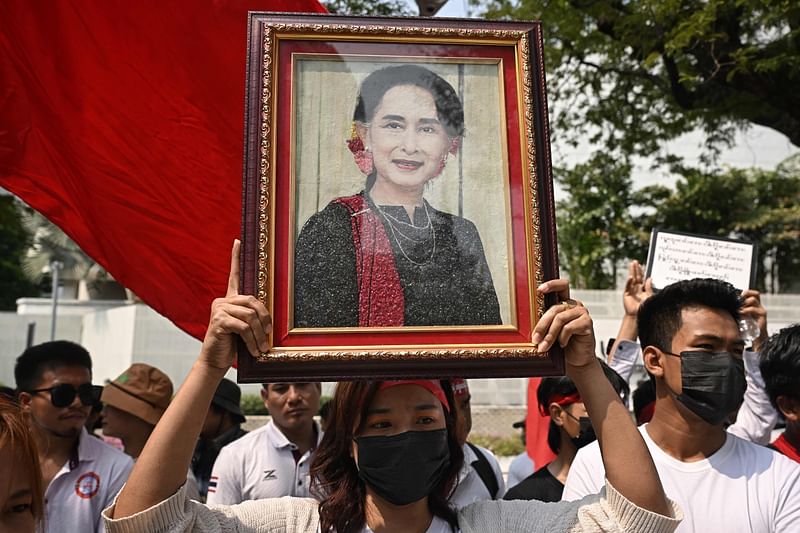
[373,200,436,266]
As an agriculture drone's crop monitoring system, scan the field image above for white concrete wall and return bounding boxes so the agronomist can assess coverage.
[0,313,83,388]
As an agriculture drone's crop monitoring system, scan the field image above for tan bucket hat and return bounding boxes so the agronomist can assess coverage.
[101,363,173,425]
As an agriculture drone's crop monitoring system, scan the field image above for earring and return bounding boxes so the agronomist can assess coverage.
[346,122,374,175]
[448,137,461,156]
[430,153,448,179]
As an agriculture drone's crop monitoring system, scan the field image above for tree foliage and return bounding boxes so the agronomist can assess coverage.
[556,154,800,291]
[637,157,800,292]
[473,0,800,159]
[324,0,414,16]
[19,210,105,284]
[556,153,642,288]
[0,196,39,309]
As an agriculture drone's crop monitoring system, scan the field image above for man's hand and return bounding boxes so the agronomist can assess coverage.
[741,289,768,351]
[622,260,653,317]
[532,279,596,370]
[200,240,272,371]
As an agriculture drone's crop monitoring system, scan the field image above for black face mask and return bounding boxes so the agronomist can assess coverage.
[564,410,596,449]
[673,351,746,425]
[355,429,450,506]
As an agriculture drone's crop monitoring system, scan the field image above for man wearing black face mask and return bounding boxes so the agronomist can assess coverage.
[505,361,627,502]
[563,278,800,532]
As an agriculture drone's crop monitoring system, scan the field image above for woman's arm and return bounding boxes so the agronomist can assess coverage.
[532,279,671,517]
[111,240,271,518]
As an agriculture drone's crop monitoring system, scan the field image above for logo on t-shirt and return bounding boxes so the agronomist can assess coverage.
[74,472,101,499]
[263,469,277,481]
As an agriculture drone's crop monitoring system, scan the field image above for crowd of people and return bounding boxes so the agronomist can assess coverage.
[1,249,799,533]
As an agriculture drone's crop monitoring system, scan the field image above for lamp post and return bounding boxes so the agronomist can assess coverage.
[49,260,63,341]
[415,0,448,16]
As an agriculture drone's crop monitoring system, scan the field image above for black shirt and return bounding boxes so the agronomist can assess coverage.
[294,193,501,327]
[504,464,564,503]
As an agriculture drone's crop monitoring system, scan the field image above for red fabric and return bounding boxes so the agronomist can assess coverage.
[377,380,450,412]
[770,433,800,463]
[525,377,557,467]
[637,400,656,425]
[450,378,469,397]
[333,195,404,326]
[0,1,327,339]
[537,391,582,417]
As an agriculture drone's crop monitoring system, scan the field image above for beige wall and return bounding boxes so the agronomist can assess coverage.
[292,57,514,324]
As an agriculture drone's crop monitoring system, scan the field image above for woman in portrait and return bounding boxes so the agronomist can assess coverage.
[294,64,501,328]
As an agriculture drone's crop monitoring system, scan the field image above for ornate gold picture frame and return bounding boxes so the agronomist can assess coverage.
[239,13,561,382]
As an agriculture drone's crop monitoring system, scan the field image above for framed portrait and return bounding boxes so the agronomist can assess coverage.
[238,13,561,382]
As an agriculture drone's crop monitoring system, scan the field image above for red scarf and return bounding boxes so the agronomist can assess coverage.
[333,195,404,326]
[770,433,800,464]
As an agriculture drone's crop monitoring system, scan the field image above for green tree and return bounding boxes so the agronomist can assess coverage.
[637,159,800,292]
[324,0,414,16]
[473,0,800,159]
[0,196,39,309]
[556,152,642,288]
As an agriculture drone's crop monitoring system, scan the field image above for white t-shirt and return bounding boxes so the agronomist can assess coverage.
[207,420,321,504]
[44,428,133,533]
[448,442,505,508]
[506,451,535,489]
[563,425,800,532]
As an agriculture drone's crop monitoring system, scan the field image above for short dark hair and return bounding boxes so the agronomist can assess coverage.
[538,359,627,454]
[14,340,93,392]
[760,323,800,409]
[638,278,742,352]
[354,64,465,139]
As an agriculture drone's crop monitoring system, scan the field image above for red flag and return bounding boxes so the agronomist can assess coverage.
[0,1,327,339]
[525,377,557,467]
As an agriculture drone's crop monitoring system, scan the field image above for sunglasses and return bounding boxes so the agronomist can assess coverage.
[27,383,103,408]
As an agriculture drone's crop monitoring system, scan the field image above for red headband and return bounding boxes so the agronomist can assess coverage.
[450,379,469,398]
[376,380,450,412]
[538,392,582,417]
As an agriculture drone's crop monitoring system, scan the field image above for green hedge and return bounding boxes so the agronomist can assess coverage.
[240,394,333,416]
[470,434,525,457]
[240,394,269,416]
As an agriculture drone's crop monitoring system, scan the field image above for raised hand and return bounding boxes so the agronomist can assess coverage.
[200,239,272,371]
[532,279,596,371]
[740,289,768,351]
[622,260,653,317]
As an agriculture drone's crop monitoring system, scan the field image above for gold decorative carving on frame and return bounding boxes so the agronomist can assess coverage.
[257,26,275,303]
[256,347,548,363]
[518,33,546,318]
[268,22,527,41]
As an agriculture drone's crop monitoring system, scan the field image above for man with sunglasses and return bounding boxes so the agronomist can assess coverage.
[15,340,133,533]
[562,279,800,532]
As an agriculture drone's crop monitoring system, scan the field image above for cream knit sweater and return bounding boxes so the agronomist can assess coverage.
[103,481,681,533]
